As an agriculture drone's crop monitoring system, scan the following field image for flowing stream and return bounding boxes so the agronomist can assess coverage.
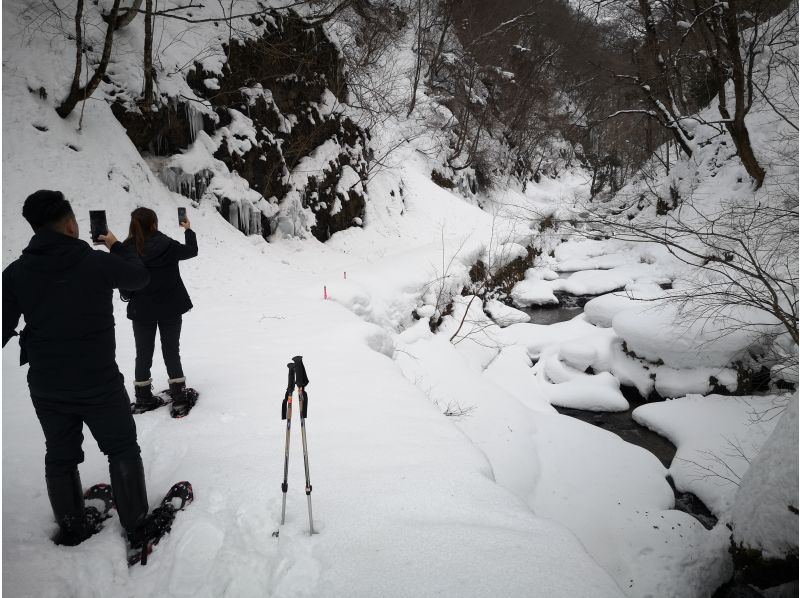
[519,301,718,528]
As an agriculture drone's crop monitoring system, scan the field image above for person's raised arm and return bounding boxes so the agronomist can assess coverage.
[98,230,150,290]
[171,219,198,261]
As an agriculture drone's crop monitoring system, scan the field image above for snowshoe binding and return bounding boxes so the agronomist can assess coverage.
[168,387,199,419]
[127,481,193,566]
[52,484,115,546]
[84,483,115,519]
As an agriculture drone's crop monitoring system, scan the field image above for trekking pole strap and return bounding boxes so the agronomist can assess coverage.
[285,363,295,397]
[282,363,295,420]
[300,389,309,418]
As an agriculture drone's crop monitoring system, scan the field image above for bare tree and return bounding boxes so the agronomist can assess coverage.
[407,0,436,116]
[56,0,122,118]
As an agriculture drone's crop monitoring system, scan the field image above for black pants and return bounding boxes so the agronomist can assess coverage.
[132,316,184,382]
[33,385,141,478]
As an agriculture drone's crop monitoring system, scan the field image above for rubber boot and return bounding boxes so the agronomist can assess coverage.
[46,469,91,546]
[109,457,149,537]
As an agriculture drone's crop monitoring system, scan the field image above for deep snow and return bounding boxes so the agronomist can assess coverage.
[3,0,797,597]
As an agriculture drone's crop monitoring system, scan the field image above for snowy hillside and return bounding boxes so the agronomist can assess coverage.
[3,0,797,597]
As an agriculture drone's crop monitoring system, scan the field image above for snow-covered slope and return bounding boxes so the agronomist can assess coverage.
[4,1,795,596]
[0,6,637,596]
[1,62,627,598]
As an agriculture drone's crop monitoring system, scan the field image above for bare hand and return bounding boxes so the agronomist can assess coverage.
[180,217,191,230]
[98,231,118,249]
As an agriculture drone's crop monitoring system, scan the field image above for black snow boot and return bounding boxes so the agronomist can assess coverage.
[168,377,192,418]
[109,457,149,538]
[132,379,164,413]
[47,469,104,546]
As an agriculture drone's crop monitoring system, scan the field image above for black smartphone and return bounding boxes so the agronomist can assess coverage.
[89,210,107,245]
[178,207,187,225]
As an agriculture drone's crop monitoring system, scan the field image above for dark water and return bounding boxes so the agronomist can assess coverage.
[516,297,719,528]
[554,390,718,528]
[522,304,584,325]
[520,289,622,325]
[554,392,677,468]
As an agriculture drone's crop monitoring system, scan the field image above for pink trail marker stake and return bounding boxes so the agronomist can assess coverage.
[344,271,347,280]
[324,286,328,300]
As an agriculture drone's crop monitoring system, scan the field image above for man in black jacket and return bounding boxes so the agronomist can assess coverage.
[3,190,155,548]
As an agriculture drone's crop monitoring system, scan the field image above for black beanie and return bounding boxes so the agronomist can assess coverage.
[22,190,73,231]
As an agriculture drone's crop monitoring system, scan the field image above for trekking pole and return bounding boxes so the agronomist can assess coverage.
[292,355,315,535]
[279,362,295,527]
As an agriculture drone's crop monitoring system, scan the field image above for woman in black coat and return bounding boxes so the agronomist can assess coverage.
[123,207,198,417]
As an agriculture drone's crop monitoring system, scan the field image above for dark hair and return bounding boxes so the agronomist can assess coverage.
[128,207,158,256]
[22,190,74,232]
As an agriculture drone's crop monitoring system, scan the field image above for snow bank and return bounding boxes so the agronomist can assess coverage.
[612,303,777,369]
[731,395,799,559]
[484,299,531,327]
[633,394,786,516]
[583,285,664,328]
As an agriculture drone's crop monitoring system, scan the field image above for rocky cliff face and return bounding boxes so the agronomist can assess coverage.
[111,10,370,242]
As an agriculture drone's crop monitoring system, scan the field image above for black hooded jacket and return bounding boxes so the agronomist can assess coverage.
[122,229,197,322]
[2,231,150,397]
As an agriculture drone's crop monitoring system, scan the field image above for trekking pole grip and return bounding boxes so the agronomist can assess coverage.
[292,356,309,387]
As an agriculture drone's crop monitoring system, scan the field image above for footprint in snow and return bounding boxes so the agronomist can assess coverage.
[166,520,225,596]
[270,543,321,598]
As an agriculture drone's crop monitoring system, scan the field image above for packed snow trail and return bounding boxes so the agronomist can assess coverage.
[2,208,622,597]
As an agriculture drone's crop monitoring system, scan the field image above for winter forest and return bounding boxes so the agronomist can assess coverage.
[1,0,798,594]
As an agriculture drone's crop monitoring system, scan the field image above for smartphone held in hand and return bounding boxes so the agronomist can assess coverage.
[178,207,187,226]
[89,210,107,245]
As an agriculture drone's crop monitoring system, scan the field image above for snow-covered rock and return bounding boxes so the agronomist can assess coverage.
[731,395,799,559]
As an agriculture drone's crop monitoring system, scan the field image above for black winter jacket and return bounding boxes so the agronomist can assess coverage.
[121,229,197,322]
[2,231,150,397]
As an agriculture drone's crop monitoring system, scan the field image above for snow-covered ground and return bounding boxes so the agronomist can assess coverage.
[0,88,631,596]
[0,85,733,598]
[3,1,797,597]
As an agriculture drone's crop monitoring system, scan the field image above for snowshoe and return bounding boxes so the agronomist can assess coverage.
[52,484,115,546]
[168,387,199,419]
[130,394,168,414]
[131,381,168,414]
[84,483,115,519]
[127,481,193,566]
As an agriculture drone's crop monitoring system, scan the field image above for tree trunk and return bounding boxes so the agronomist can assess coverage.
[636,0,694,157]
[407,0,424,117]
[56,0,122,118]
[61,0,85,116]
[720,0,765,188]
[142,0,154,111]
[704,0,765,188]
[426,7,452,86]
[109,0,143,29]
